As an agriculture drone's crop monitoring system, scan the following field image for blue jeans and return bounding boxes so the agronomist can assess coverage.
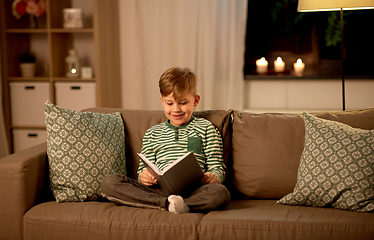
[101,174,231,213]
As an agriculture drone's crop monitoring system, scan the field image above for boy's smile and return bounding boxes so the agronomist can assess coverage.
[172,113,184,119]
[161,91,200,127]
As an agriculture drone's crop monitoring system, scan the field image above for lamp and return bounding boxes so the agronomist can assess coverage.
[65,49,80,78]
[297,0,374,111]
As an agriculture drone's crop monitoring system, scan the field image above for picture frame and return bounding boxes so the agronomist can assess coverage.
[81,67,93,79]
[63,8,83,28]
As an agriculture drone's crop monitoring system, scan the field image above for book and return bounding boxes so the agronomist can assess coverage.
[137,151,204,196]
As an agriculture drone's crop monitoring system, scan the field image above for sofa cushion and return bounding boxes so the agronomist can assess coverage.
[45,101,126,203]
[83,108,232,180]
[199,200,374,240]
[278,113,374,212]
[231,111,305,199]
[231,108,374,199]
[23,201,204,240]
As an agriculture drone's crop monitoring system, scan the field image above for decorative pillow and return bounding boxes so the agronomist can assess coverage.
[45,101,126,203]
[278,113,374,212]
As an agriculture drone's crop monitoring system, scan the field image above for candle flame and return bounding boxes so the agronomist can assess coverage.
[296,58,302,65]
[71,68,77,74]
[276,57,283,63]
[256,57,268,65]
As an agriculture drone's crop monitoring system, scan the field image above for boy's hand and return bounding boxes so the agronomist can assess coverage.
[140,169,157,186]
[202,172,219,185]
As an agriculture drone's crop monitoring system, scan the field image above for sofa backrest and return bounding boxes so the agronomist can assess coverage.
[230,108,374,199]
[83,108,232,180]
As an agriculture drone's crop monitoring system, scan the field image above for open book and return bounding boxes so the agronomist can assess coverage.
[137,152,204,196]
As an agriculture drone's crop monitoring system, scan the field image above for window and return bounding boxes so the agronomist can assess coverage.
[244,0,374,77]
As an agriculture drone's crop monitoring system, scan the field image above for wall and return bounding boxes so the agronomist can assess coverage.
[244,78,374,113]
[0,47,10,157]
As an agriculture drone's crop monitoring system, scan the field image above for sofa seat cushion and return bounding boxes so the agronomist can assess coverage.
[24,201,204,240]
[198,200,374,240]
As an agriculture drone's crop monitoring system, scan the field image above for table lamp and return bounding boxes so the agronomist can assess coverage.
[297,0,374,111]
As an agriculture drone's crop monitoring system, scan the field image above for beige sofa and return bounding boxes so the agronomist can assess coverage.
[1,108,374,240]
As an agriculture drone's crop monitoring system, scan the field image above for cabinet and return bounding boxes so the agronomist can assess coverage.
[244,77,374,113]
[10,82,50,126]
[55,82,96,111]
[0,0,121,153]
[12,129,48,152]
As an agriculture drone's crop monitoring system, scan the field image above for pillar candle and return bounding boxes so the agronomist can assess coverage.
[293,58,305,76]
[274,57,285,72]
[256,57,268,74]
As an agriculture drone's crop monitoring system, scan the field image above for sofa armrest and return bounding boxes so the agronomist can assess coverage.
[0,142,48,240]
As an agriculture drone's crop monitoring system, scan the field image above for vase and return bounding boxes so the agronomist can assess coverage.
[30,15,37,29]
[20,63,36,78]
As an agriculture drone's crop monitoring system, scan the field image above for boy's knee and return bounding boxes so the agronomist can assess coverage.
[100,174,112,194]
[208,184,230,210]
[101,174,123,194]
[215,184,231,204]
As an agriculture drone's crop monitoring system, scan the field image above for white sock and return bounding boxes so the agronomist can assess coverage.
[168,195,190,214]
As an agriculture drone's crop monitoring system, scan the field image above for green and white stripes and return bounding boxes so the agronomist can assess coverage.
[138,116,225,183]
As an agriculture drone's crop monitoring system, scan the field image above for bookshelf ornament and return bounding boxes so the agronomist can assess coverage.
[65,49,80,77]
[19,52,36,77]
[12,0,47,28]
[63,8,83,28]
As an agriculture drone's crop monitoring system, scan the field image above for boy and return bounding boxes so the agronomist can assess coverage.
[101,67,230,214]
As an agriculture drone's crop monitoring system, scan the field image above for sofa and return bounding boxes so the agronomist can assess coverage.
[1,107,374,240]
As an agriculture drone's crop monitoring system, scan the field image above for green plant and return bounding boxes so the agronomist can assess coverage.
[19,52,36,63]
[324,11,350,47]
[271,0,351,47]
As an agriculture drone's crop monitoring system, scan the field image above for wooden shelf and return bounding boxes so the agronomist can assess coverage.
[51,77,95,82]
[51,28,94,33]
[7,77,96,82]
[8,77,50,81]
[0,0,121,153]
[11,126,46,130]
[6,29,48,33]
[5,28,94,33]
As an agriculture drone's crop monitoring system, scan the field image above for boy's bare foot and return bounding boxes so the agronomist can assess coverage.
[168,195,190,214]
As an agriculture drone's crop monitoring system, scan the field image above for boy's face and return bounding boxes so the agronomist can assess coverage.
[160,90,200,127]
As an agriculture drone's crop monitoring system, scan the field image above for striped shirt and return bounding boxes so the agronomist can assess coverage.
[137,116,225,183]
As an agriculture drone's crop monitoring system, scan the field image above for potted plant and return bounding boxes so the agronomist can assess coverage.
[19,52,36,78]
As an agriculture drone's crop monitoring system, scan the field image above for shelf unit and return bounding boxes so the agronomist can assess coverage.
[0,0,121,153]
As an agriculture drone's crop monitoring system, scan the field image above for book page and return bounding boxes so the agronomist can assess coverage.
[137,153,162,176]
[162,152,193,173]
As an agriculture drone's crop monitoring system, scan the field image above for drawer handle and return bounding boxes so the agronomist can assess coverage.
[28,133,38,137]
[71,86,81,90]
[25,86,35,90]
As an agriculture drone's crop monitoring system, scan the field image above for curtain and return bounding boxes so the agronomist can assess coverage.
[0,47,10,158]
[118,0,248,111]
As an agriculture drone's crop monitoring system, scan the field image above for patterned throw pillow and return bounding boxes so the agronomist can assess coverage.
[45,101,126,203]
[278,113,374,212]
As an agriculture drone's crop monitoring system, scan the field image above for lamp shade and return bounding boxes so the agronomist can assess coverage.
[298,0,374,12]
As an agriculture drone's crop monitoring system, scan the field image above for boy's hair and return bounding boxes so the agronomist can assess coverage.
[159,67,197,100]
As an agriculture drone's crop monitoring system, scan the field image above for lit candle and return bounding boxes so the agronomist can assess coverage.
[293,58,305,76]
[274,57,285,73]
[256,57,268,74]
